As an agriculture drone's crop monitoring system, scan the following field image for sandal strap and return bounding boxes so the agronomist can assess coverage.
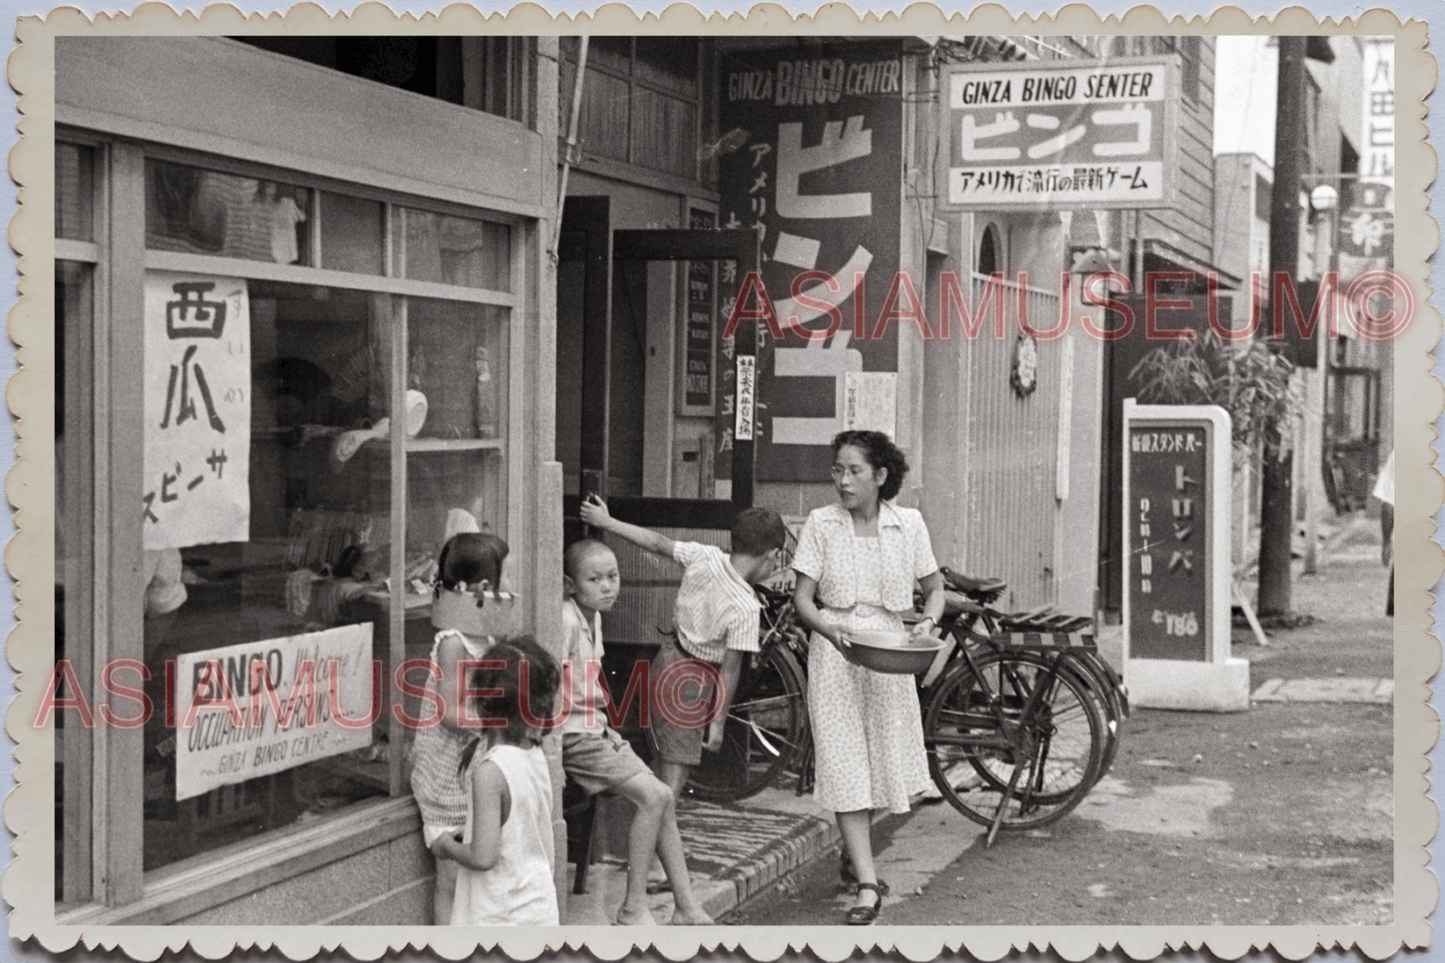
[856,880,889,897]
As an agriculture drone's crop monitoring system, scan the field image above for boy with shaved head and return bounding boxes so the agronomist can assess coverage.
[559,538,712,925]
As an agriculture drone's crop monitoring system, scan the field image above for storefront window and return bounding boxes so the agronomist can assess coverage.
[398,209,511,291]
[142,277,392,870]
[319,191,385,275]
[56,143,94,241]
[146,159,313,265]
[56,258,93,901]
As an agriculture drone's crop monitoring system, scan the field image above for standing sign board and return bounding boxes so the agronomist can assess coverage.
[174,624,376,800]
[1122,400,1248,711]
[942,56,1178,210]
[143,271,251,549]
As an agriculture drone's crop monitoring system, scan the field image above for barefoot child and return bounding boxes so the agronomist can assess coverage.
[559,538,713,925]
[429,637,561,925]
[579,496,786,801]
[411,532,512,924]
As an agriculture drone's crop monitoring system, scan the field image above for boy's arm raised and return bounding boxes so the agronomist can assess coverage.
[580,493,676,558]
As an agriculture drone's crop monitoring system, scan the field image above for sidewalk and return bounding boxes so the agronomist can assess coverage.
[562,784,838,924]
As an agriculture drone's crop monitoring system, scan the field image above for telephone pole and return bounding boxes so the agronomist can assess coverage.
[1258,35,1308,617]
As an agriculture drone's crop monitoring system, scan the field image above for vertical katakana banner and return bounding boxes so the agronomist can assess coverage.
[143,271,252,549]
[716,40,904,483]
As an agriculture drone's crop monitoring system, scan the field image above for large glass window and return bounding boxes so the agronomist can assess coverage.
[52,150,519,888]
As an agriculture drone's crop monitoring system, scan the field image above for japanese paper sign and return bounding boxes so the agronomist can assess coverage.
[681,208,717,415]
[174,625,375,800]
[1126,423,1211,661]
[944,57,1177,210]
[143,271,251,549]
[717,40,904,482]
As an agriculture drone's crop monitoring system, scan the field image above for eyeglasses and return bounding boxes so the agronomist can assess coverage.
[830,465,873,481]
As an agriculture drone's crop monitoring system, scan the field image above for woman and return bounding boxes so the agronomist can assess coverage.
[791,430,946,925]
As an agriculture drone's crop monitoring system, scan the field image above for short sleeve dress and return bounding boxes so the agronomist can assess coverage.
[792,501,937,814]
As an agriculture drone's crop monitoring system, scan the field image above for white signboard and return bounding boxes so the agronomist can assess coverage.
[735,354,757,440]
[143,271,251,549]
[174,624,375,800]
[943,57,1176,210]
[843,371,896,438]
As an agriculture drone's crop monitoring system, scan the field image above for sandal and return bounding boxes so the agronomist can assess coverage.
[845,881,888,926]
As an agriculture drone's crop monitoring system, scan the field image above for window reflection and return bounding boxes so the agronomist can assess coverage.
[146,160,311,265]
[400,209,511,291]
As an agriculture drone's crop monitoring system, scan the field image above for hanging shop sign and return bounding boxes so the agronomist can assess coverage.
[143,271,251,550]
[174,624,376,800]
[942,56,1178,210]
[716,40,904,483]
[1340,38,1395,265]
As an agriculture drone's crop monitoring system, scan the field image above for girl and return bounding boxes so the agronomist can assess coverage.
[410,532,513,924]
[430,637,561,926]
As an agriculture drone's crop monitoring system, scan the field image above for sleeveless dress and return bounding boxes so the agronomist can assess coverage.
[410,630,492,841]
[795,508,934,815]
[452,743,559,926]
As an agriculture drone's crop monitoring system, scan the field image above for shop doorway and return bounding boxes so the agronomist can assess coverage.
[555,196,758,647]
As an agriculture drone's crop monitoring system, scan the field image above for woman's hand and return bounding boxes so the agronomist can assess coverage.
[910,616,939,640]
[825,625,853,655]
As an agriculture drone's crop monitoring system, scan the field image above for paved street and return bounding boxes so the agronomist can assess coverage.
[723,512,1395,927]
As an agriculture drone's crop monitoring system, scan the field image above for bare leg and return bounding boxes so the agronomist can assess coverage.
[611,773,668,925]
[432,855,458,925]
[648,761,692,884]
[652,799,712,924]
[836,809,881,912]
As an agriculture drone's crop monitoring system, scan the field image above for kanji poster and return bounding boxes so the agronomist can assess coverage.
[143,271,251,549]
[717,40,904,483]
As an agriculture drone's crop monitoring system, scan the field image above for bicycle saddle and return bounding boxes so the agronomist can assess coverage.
[940,567,1007,602]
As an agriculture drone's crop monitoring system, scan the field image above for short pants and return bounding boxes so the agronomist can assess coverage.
[561,727,652,796]
[649,634,723,767]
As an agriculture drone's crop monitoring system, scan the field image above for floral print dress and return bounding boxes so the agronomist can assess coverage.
[792,502,937,814]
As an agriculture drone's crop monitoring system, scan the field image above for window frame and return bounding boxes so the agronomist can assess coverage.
[57,133,527,911]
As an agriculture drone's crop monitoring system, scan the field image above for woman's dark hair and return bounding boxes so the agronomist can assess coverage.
[832,430,909,502]
[436,532,509,595]
[459,636,561,772]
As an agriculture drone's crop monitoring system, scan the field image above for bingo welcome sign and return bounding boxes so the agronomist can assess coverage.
[943,56,1179,210]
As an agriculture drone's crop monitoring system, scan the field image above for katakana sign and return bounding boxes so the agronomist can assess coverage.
[144,271,251,549]
[943,56,1178,210]
[716,40,904,482]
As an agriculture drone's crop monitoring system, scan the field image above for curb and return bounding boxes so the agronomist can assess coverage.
[707,814,838,917]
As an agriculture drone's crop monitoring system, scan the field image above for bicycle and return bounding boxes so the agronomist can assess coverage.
[921,572,1124,844]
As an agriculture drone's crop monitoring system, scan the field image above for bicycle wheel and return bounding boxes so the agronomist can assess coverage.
[923,650,1106,830]
[1063,650,1126,779]
[686,644,808,802]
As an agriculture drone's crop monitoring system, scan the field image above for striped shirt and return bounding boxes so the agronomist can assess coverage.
[671,542,761,664]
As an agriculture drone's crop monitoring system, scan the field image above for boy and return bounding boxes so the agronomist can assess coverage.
[559,538,713,926]
[578,496,787,800]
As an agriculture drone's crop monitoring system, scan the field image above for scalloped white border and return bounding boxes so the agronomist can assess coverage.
[6,5,1438,959]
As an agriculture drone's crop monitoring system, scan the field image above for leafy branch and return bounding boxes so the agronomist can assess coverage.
[1129,335,1302,458]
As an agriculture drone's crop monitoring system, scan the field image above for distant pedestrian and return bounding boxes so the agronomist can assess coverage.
[430,637,561,926]
[1374,449,1394,617]
[790,430,946,925]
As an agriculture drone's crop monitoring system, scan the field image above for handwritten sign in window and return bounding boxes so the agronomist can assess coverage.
[144,271,251,549]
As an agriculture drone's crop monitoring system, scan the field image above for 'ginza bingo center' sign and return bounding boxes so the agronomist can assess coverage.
[942,56,1178,210]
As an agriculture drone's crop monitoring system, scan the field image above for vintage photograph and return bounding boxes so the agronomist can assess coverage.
[13,6,1435,958]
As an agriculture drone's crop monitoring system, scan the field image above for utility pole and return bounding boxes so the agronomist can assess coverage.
[1259,35,1308,617]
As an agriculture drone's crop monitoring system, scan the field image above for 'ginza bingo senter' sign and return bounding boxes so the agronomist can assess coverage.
[942,56,1178,209]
